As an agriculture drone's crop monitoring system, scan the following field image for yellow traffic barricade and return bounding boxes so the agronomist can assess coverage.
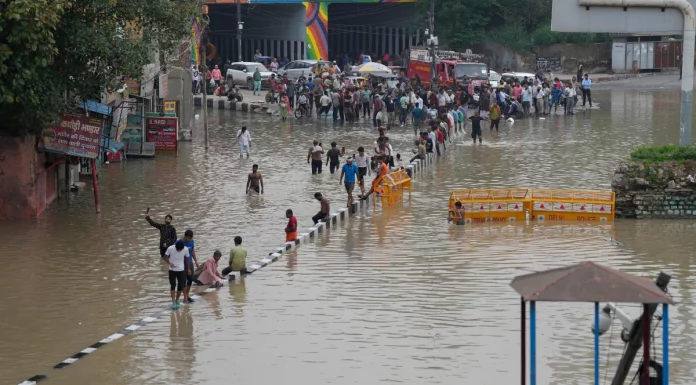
[375,169,412,208]
[449,188,532,223]
[530,189,615,222]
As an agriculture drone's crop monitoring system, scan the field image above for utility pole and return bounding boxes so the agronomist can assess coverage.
[201,5,210,150]
[428,0,435,84]
[237,0,242,61]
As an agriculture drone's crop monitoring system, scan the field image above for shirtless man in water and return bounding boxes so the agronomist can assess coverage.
[246,164,264,195]
[312,192,330,224]
[307,140,324,175]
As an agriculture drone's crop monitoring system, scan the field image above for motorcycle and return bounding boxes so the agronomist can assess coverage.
[504,96,524,119]
[227,84,243,102]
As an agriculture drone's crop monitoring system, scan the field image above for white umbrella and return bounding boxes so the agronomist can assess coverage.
[356,62,392,74]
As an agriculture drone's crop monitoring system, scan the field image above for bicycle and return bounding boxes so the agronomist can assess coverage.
[295,103,309,119]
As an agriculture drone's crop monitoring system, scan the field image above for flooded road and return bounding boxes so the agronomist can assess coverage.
[2,87,695,385]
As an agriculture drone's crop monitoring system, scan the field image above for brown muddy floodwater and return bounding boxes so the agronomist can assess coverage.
[1,88,695,385]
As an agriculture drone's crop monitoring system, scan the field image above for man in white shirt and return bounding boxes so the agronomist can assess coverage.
[192,65,200,94]
[384,137,394,167]
[237,126,251,158]
[319,91,332,121]
[164,240,191,309]
[414,95,423,110]
[353,146,370,197]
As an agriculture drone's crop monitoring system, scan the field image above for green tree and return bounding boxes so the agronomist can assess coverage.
[417,0,499,50]
[417,0,609,51]
[0,0,197,137]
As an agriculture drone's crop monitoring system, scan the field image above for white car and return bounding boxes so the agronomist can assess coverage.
[277,60,332,81]
[489,70,502,88]
[226,62,274,89]
[502,72,537,85]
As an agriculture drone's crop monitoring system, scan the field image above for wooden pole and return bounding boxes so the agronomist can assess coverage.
[90,159,101,213]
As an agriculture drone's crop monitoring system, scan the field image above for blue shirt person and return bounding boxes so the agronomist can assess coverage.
[339,158,360,207]
[581,78,592,89]
[178,229,199,304]
[551,87,563,102]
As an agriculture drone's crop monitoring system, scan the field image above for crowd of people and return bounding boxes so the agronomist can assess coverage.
[484,72,593,119]
[167,55,600,309]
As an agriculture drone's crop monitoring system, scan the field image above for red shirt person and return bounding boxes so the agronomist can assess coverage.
[285,209,298,242]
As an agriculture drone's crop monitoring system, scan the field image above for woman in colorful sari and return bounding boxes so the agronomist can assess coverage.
[279,92,290,121]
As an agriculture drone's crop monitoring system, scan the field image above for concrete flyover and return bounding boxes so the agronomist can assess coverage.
[204,0,419,63]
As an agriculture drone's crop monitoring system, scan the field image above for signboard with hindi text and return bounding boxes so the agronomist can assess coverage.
[164,100,177,116]
[146,117,178,151]
[38,114,104,159]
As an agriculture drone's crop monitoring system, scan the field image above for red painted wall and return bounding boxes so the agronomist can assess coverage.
[0,136,48,219]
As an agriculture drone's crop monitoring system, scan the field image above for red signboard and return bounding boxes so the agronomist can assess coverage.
[146,117,178,151]
[38,114,104,159]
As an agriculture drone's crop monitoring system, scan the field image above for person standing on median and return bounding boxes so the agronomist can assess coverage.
[164,240,190,310]
[223,236,247,276]
[285,209,298,243]
[179,230,199,304]
[339,157,359,208]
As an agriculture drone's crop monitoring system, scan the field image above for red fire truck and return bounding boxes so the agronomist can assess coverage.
[406,47,489,94]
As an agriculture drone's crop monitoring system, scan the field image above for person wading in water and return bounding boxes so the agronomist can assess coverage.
[326,142,341,174]
[246,164,264,195]
[307,140,324,175]
[448,201,466,225]
[146,208,177,259]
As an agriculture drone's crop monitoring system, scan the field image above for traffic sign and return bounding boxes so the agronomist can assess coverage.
[593,204,612,214]
[491,202,507,212]
[553,202,572,211]
[573,203,591,213]
[473,203,490,212]
[534,202,551,211]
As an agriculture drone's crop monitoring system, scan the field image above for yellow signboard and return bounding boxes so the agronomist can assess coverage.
[164,100,177,116]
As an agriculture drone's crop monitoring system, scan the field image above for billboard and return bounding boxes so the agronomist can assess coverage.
[38,114,104,159]
[146,117,178,151]
[551,0,690,34]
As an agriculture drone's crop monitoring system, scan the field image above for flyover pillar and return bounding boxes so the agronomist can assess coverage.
[304,1,328,60]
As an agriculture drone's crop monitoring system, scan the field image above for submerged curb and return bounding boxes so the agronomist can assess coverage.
[17,129,463,385]
[194,95,271,115]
